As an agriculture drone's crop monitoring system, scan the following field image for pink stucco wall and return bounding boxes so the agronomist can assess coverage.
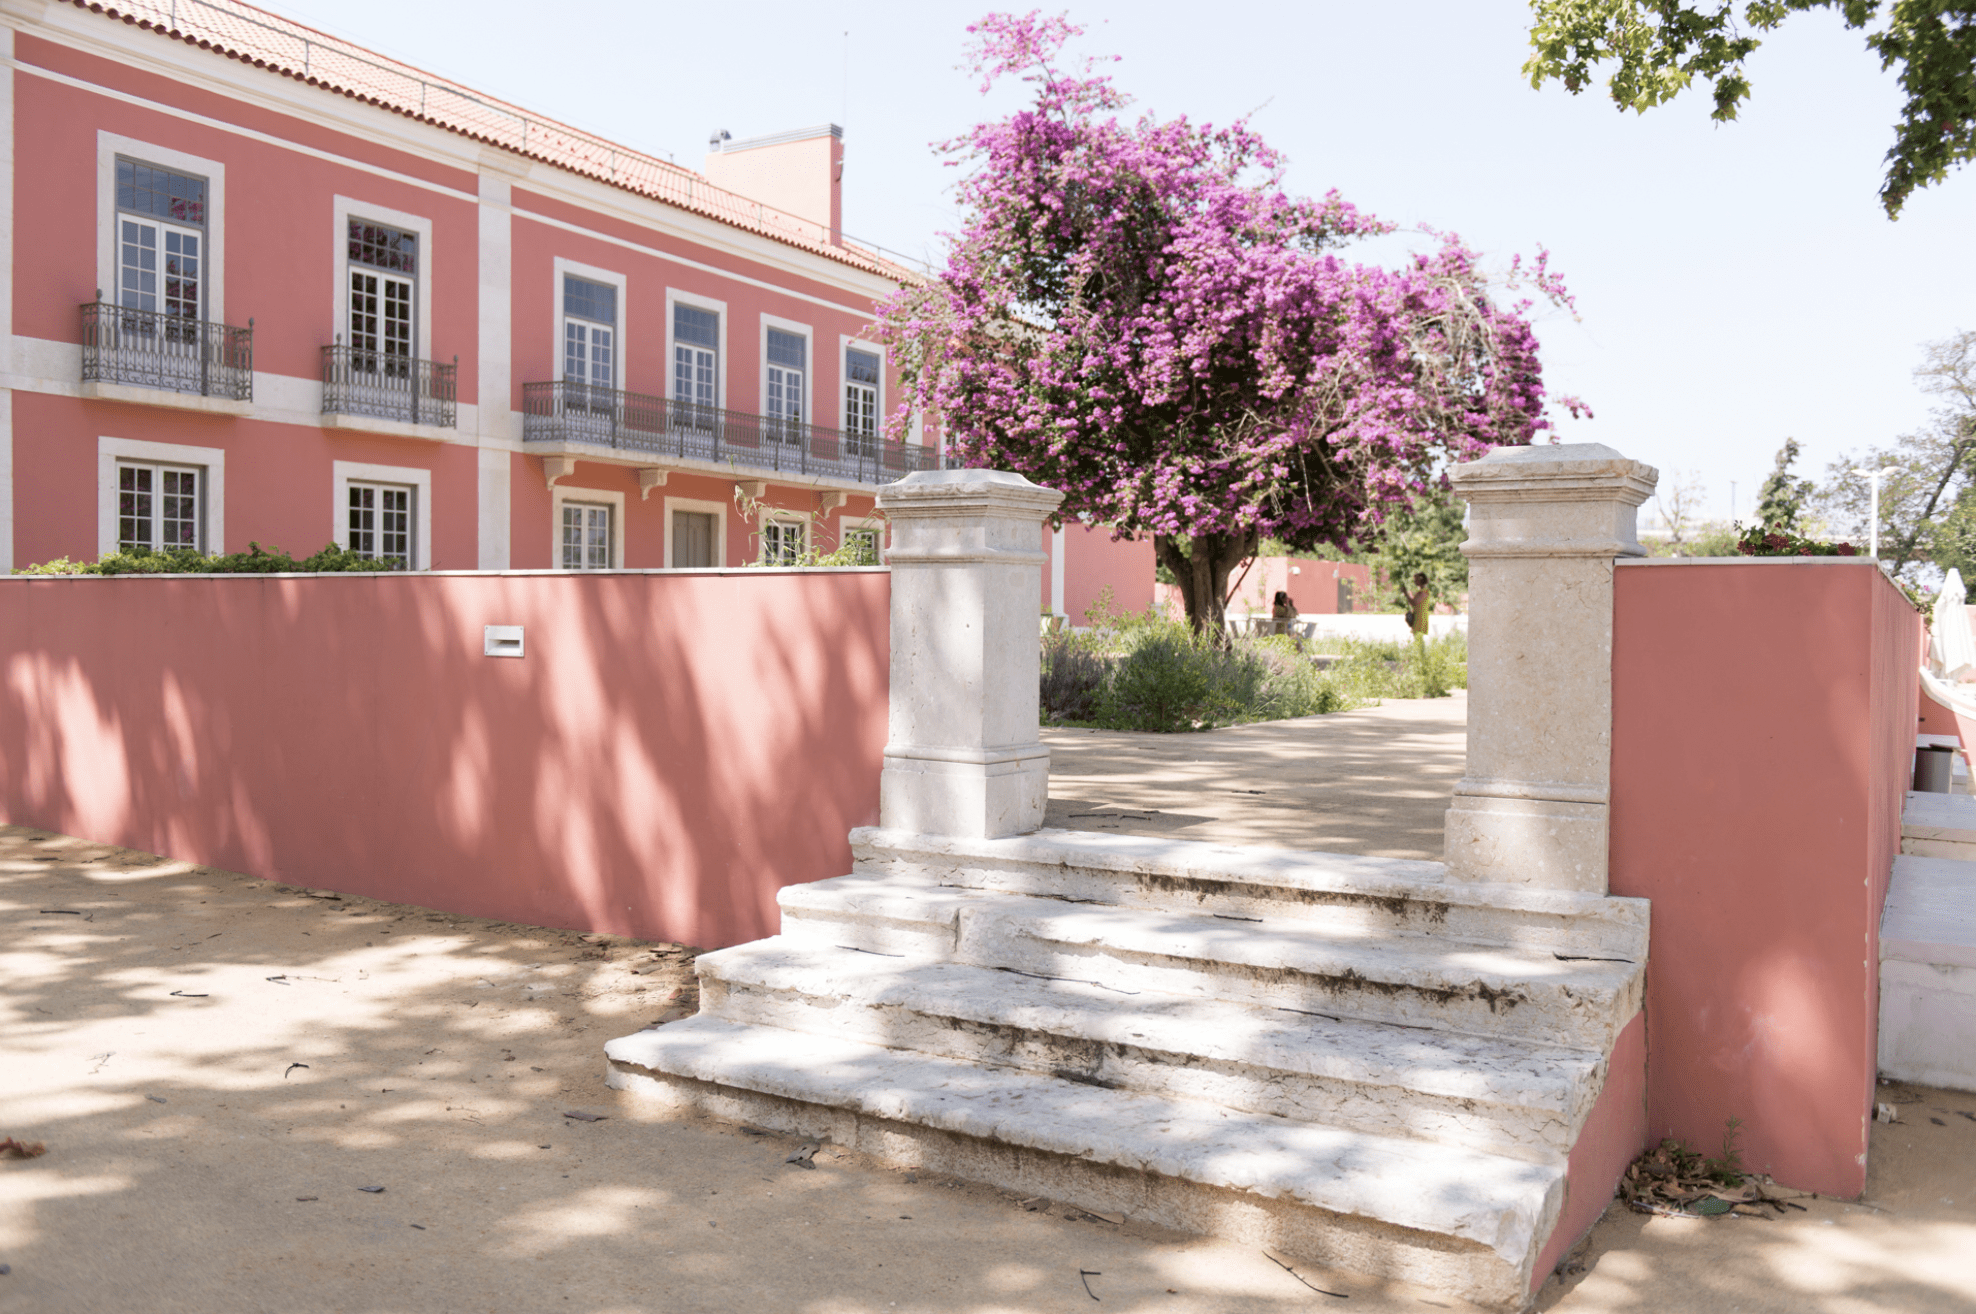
[1041,523,1156,621]
[0,571,889,949]
[1223,557,1374,616]
[7,29,910,574]
[1610,560,1919,1196]
[1532,1011,1647,1291]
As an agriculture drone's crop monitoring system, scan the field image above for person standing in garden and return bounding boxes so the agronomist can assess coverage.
[1403,572,1433,646]
[1270,590,1298,637]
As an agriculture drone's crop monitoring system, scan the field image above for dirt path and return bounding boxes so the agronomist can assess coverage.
[1042,694,1465,858]
[5,700,1976,1312]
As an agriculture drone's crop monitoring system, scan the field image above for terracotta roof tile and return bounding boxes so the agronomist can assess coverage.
[67,0,918,280]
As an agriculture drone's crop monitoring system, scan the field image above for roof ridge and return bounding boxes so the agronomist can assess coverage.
[65,0,922,280]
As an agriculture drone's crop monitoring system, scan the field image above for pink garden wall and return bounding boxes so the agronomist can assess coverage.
[0,570,890,950]
[1610,559,1919,1196]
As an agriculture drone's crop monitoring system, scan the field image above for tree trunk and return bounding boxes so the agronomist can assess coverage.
[1155,530,1257,639]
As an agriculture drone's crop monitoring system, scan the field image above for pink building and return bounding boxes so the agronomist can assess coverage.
[0,1,930,575]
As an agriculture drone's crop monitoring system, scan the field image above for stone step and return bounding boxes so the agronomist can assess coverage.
[779,876,1643,1051]
[695,938,1606,1163]
[606,1015,1562,1309]
[1901,790,1976,860]
[849,826,1651,958]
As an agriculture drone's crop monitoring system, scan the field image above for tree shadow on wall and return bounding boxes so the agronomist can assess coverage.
[0,569,891,949]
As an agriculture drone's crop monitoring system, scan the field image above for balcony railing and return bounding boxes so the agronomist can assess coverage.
[80,301,254,401]
[521,380,939,487]
[322,344,458,429]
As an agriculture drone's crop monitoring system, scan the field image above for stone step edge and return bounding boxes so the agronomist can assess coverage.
[605,1014,1564,1270]
[698,938,1607,1114]
[781,875,1646,974]
[852,826,1652,929]
[606,1039,1537,1311]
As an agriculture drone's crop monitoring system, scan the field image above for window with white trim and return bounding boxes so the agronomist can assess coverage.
[761,519,806,565]
[562,502,614,570]
[118,461,202,551]
[673,303,719,415]
[672,511,718,568]
[845,348,880,454]
[116,158,206,319]
[766,329,806,442]
[563,276,617,393]
[842,526,880,566]
[348,220,417,376]
[347,482,414,569]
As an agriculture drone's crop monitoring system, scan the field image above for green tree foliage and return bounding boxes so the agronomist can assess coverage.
[1524,1,1976,216]
[1368,484,1471,610]
[1815,330,1976,579]
[1755,437,1813,532]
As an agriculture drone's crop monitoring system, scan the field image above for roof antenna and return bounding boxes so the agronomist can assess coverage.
[842,31,849,130]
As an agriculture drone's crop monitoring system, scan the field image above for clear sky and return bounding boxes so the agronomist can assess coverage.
[266,0,1976,525]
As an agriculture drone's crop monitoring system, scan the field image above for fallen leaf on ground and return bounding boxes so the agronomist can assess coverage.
[0,1138,47,1159]
[562,1110,605,1122]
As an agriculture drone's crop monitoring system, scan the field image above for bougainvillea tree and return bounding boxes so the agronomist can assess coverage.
[874,12,1585,633]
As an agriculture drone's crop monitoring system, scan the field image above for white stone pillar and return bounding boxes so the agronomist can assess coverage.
[875,469,1066,838]
[1444,443,1657,892]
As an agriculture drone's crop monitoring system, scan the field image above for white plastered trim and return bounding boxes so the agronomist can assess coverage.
[477,446,511,570]
[333,194,435,361]
[97,435,226,559]
[662,495,730,569]
[97,131,227,321]
[551,485,627,570]
[331,460,434,570]
[665,287,729,409]
[553,256,627,389]
[838,334,885,434]
[759,313,814,424]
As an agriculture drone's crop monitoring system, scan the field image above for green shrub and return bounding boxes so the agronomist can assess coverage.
[1097,627,1219,731]
[16,542,394,576]
[1041,628,1111,723]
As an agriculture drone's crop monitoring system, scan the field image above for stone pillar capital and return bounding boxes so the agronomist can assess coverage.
[1452,443,1658,561]
[1444,442,1659,892]
[877,468,1063,839]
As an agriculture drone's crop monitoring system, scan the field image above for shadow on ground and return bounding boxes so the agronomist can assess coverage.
[1042,695,1466,859]
[6,805,1974,1312]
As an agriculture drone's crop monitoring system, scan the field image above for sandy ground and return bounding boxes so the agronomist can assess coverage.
[1041,692,1465,859]
[4,696,1974,1313]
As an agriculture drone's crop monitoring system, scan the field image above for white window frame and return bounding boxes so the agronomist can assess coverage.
[97,436,225,560]
[334,196,433,361]
[757,509,811,566]
[666,288,728,410]
[98,133,226,321]
[554,257,626,390]
[662,495,728,570]
[759,314,813,426]
[550,486,626,571]
[332,460,433,570]
[837,514,885,565]
[840,335,885,438]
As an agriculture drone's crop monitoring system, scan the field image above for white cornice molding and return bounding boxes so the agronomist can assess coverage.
[1,2,903,295]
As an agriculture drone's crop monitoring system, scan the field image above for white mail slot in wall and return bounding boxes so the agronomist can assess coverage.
[483,625,525,658]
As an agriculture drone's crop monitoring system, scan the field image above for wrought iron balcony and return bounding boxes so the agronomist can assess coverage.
[521,380,938,487]
[81,300,253,401]
[322,344,458,429]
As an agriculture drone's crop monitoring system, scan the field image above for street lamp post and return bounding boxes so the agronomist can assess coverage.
[1851,466,1900,558]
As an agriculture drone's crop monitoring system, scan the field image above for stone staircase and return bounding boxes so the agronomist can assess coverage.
[607,827,1649,1309]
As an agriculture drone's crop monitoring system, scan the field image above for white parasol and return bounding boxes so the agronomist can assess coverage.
[1932,569,1976,681]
